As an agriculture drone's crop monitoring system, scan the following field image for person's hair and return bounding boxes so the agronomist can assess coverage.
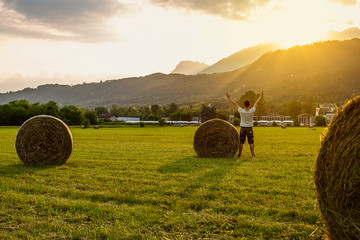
[244,100,250,108]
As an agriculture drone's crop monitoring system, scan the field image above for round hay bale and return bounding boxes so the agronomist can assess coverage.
[15,115,73,166]
[315,96,360,239]
[194,118,239,158]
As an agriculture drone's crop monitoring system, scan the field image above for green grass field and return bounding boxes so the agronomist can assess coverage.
[0,126,324,239]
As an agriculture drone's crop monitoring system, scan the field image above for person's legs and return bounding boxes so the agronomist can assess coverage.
[247,128,255,157]
[238,144,243,157]
[239,127,246,157]
[250,144,255,157]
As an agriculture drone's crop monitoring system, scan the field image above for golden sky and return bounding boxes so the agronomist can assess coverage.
[0,0,359,92]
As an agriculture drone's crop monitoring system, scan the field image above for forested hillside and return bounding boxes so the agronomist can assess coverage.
[0,71,247,107]
[228,39,360,103]
[1,39,359,108]
[199,42,280,74]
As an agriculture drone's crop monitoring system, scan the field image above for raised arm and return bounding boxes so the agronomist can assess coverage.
[254,90,264,109]
[226,92,240,109]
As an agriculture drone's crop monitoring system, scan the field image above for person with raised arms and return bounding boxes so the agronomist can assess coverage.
[226,91,263,158]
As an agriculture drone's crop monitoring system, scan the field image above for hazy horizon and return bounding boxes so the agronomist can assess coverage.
[1,0,360,93]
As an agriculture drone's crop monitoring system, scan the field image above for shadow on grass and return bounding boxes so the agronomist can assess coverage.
[158,157,247,199]
[0,163,57,176]
[158,156,246,174]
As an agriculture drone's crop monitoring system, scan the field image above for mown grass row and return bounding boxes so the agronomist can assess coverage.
[0,126,324,239]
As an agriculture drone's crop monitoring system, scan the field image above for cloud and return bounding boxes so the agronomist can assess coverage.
[148,0,273,20]
[329,0,357,5]
[0,0,132,42]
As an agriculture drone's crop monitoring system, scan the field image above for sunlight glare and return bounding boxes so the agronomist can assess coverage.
[252,0,334,47]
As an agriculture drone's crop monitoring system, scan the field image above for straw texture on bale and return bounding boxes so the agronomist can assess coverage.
[194,118,239,158]
[15,115,73,166]
[315,96,360,239]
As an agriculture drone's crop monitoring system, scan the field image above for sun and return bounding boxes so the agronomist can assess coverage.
[251,0,355,48]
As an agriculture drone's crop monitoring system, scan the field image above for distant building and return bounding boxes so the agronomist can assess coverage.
[228,115,235,122]
[97,113,118,122]
[117,117,140,122]
[259,114,314,126]
[258,115,292,121]
[192,117,200,122]
[257,120,269,126]
[298,114,308,125]
[256,120,293,126]
[325,113,335,122]
[316,103,336,115]
[315,103,336,124]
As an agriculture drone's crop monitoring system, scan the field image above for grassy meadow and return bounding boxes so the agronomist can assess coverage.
[0,125,325,239]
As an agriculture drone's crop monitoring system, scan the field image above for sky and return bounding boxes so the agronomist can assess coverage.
[0,0,360,93]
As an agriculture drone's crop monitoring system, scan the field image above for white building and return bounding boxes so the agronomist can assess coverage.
[117,117,140,122]
[325,113,335,122]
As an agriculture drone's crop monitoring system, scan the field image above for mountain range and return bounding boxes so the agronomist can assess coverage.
[1,39,360,108]
[171,27,360,76]
[171,43,280,75]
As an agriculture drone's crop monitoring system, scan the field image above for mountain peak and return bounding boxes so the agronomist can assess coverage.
[327,27,360,41]
[171,61,209,75]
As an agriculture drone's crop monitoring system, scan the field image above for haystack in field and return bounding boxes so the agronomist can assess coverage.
[194,118,239,158]
[315,96,360,239]
[15,115,73,166]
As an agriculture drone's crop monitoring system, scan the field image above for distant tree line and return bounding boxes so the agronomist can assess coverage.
[95,102,227,122]
[0,99,228,126]
[0,91,334,126]
[0,100,97,126]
